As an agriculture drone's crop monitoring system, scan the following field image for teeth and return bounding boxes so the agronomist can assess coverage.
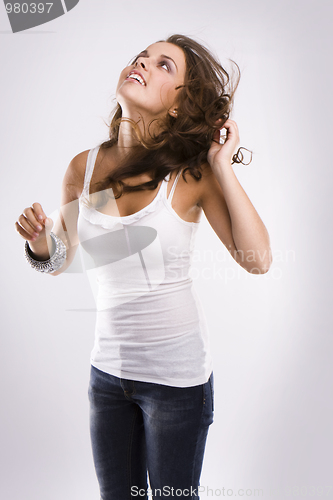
[128,73,145,85]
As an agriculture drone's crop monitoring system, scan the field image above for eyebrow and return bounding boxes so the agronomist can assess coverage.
[136,50,178,71]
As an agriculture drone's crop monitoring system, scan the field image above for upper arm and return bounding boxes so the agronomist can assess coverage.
[51,150,89,275]
[198,163,238,261]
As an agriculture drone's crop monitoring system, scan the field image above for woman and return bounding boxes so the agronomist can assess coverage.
[15,35,272,499]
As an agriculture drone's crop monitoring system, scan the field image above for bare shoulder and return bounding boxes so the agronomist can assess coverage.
[61,149,90,202]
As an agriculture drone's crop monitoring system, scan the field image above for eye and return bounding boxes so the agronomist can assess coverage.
[160,61,171,72]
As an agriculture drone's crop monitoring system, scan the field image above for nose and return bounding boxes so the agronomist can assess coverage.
[135,57,147,70]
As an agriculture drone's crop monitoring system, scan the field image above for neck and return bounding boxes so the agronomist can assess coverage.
[116,105,163,154]
[108,113,149,182]
[117,118,142,154]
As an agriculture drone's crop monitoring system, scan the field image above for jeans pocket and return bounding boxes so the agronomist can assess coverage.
[202,372,214,426]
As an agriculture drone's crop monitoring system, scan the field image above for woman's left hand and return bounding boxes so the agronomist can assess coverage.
[207,119,240,168]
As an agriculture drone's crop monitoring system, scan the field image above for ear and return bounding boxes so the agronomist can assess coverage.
[169,109,178,118]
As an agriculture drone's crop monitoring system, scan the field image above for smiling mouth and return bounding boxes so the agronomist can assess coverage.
[126,71,146,86]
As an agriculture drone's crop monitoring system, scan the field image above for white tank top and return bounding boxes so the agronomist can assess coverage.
[77,145,213,387]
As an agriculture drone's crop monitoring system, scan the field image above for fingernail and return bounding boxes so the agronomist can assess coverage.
[33,232,39,237]
[38,215,43,220]
[37,225,42,230]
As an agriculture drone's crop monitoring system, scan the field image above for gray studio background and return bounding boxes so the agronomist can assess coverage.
[1,0,332,498]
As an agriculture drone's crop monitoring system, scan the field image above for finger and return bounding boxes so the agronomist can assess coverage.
[19,212,44,235]
[44,217,54,236]
[223,118,237,126]
[223,121,240,141]
[22,206,44,232]
[14,221,39,241]
[222,120,237,132]
[31,202,48,223]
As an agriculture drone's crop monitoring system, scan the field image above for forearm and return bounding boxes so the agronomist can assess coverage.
[28,234,53,261]
[214,161,272,273]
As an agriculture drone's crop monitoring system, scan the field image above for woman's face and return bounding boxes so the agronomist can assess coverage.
[116,42,186,121]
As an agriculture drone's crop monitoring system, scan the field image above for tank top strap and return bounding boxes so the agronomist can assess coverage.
[166,168,183,204]
[81,145,101,198]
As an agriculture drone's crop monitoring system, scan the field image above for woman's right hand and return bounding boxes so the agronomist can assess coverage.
[15,202,53,259]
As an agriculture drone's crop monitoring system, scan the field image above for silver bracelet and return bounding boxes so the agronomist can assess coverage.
[24,232,67,273]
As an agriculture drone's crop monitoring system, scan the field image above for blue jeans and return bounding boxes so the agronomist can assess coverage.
[88,365,214,500]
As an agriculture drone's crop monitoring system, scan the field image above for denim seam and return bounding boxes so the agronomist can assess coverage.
[208,374,214,413]
[127,404,141,500]
[189,389,206,499]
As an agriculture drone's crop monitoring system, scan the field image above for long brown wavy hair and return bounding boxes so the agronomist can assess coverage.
[92,34,249,200]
